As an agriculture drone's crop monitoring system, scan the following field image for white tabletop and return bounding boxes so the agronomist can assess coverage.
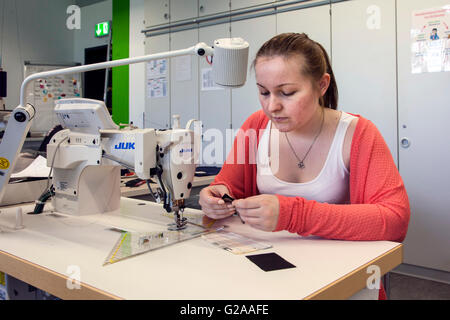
[0,198,402,300]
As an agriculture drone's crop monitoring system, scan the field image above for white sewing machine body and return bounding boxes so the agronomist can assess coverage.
[47,98,197,219]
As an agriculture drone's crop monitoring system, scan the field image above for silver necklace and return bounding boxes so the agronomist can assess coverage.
[284,108,325,169]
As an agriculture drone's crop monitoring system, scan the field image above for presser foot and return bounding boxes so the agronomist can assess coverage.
[168,210,187,231]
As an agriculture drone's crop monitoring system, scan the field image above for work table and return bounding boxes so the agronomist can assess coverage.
[0,198,402,300]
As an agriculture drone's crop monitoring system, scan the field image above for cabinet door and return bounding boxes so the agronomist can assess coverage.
[170,0,198,22]
[170,29,199,127]
[231,15,276,131]
[231,0,272,11]
[199,24,231,165]
[199,0,230,16]
[145,0,170,27]
[277,3,331,58]
[397,0,450,272]
[144,34,171,129]
[331,0,398,163]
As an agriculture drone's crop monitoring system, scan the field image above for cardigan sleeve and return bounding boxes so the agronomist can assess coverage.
[274,118,411,242]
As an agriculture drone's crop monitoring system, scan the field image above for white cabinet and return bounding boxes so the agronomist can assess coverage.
[199,24,231,165]
[170,0,198,22]
[145,0,197,26]
[170,29,199,127]
[277,4,331,59]
[331,0,398,163]
[397,0,450,273]
[199,0,230,16]
[144,0,170,27]
[231,0,273,11]
[231,15,276,131]
[144,34,171,129]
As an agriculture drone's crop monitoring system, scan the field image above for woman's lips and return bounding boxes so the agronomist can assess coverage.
[272,116,288,122]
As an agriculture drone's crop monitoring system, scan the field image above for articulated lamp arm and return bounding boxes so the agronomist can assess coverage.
[0,38,249,203]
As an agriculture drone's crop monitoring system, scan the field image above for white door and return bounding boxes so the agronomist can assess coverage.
[144,0,170,27]
[397,0,450,272]
[170,0,198,22]
[170,29,199,127]
[231,0,272,11]
[331,0,398,163]
[199,23,232,166]
[199,0,230,17]
[277,3,331,63]
[145,34,171,129]
[231,15,276,131]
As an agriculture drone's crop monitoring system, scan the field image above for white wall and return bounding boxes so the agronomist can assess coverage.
[73,0,112,64]
[0,0,75,109]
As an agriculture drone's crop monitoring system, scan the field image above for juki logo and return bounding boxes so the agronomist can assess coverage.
[115,142,135,150]
[179,148,193,154]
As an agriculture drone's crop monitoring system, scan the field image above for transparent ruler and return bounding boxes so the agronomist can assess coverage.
[104,224,220,266]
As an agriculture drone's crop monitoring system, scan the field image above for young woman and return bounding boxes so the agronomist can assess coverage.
[199,32,410,243]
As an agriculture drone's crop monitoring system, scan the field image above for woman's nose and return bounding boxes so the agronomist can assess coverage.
[267,95,282,113]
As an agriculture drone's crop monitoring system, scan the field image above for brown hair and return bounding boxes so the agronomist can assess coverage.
[252,33,338,110]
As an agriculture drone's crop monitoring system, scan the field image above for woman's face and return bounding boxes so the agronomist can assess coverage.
[255,55,325,133]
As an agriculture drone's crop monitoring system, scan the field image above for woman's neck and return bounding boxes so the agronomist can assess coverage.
[289,106,325,138]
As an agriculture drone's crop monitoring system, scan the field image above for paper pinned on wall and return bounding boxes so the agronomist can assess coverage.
[147,77,167,98]
[411,6,450,74]
[147,59,168,99]
[201,68,224,91]
[174,55,191,82]
[147,59,167,78]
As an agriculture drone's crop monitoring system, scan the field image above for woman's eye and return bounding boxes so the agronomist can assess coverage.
[282,91,295,96]
[259,91,270,96]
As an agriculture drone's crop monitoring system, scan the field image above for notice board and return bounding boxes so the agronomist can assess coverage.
[24,63,82,134]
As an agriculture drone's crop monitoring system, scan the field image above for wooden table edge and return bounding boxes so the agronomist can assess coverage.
[304,243,403,300]
[0,250,122,300]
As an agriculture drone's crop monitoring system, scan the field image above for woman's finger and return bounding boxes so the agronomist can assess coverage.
[205,210,235,220]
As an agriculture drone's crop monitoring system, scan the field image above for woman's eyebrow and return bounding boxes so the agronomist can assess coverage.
[257,83,297,88]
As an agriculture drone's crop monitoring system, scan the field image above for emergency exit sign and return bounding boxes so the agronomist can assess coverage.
[95,21,110,37]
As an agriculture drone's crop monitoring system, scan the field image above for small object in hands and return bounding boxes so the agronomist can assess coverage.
[222,194,245,224]
[246,252,296,272]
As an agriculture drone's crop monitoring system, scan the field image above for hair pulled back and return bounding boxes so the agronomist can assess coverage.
[253,33,338,110]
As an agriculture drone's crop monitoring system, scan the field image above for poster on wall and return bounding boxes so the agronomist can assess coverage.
[201,68,223,91]
[147,77,167,98]
[146,59,168,98]
[24,63,82,134]
[411,5,450,74]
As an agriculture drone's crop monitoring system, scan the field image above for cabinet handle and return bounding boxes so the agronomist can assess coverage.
[400,137,410,148]
[199,5,204,12]
[164,13,169,20]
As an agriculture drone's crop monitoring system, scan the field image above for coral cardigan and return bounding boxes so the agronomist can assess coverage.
[211,110,410,242]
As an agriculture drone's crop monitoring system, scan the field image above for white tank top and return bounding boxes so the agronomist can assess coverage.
[256,112,356,204]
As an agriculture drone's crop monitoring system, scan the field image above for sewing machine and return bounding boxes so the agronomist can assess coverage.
[0,38,249,230]
[47,97,198,230]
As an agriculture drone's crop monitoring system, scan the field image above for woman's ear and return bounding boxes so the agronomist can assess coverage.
[319,73,331,96]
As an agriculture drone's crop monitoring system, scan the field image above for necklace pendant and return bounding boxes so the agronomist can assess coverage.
[298,161,305,169]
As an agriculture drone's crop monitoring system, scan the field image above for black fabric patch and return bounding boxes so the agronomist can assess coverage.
[246,253,296,272]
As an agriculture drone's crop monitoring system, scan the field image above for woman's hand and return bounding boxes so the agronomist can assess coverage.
[199,184,236,219]
[233,195,279,231]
